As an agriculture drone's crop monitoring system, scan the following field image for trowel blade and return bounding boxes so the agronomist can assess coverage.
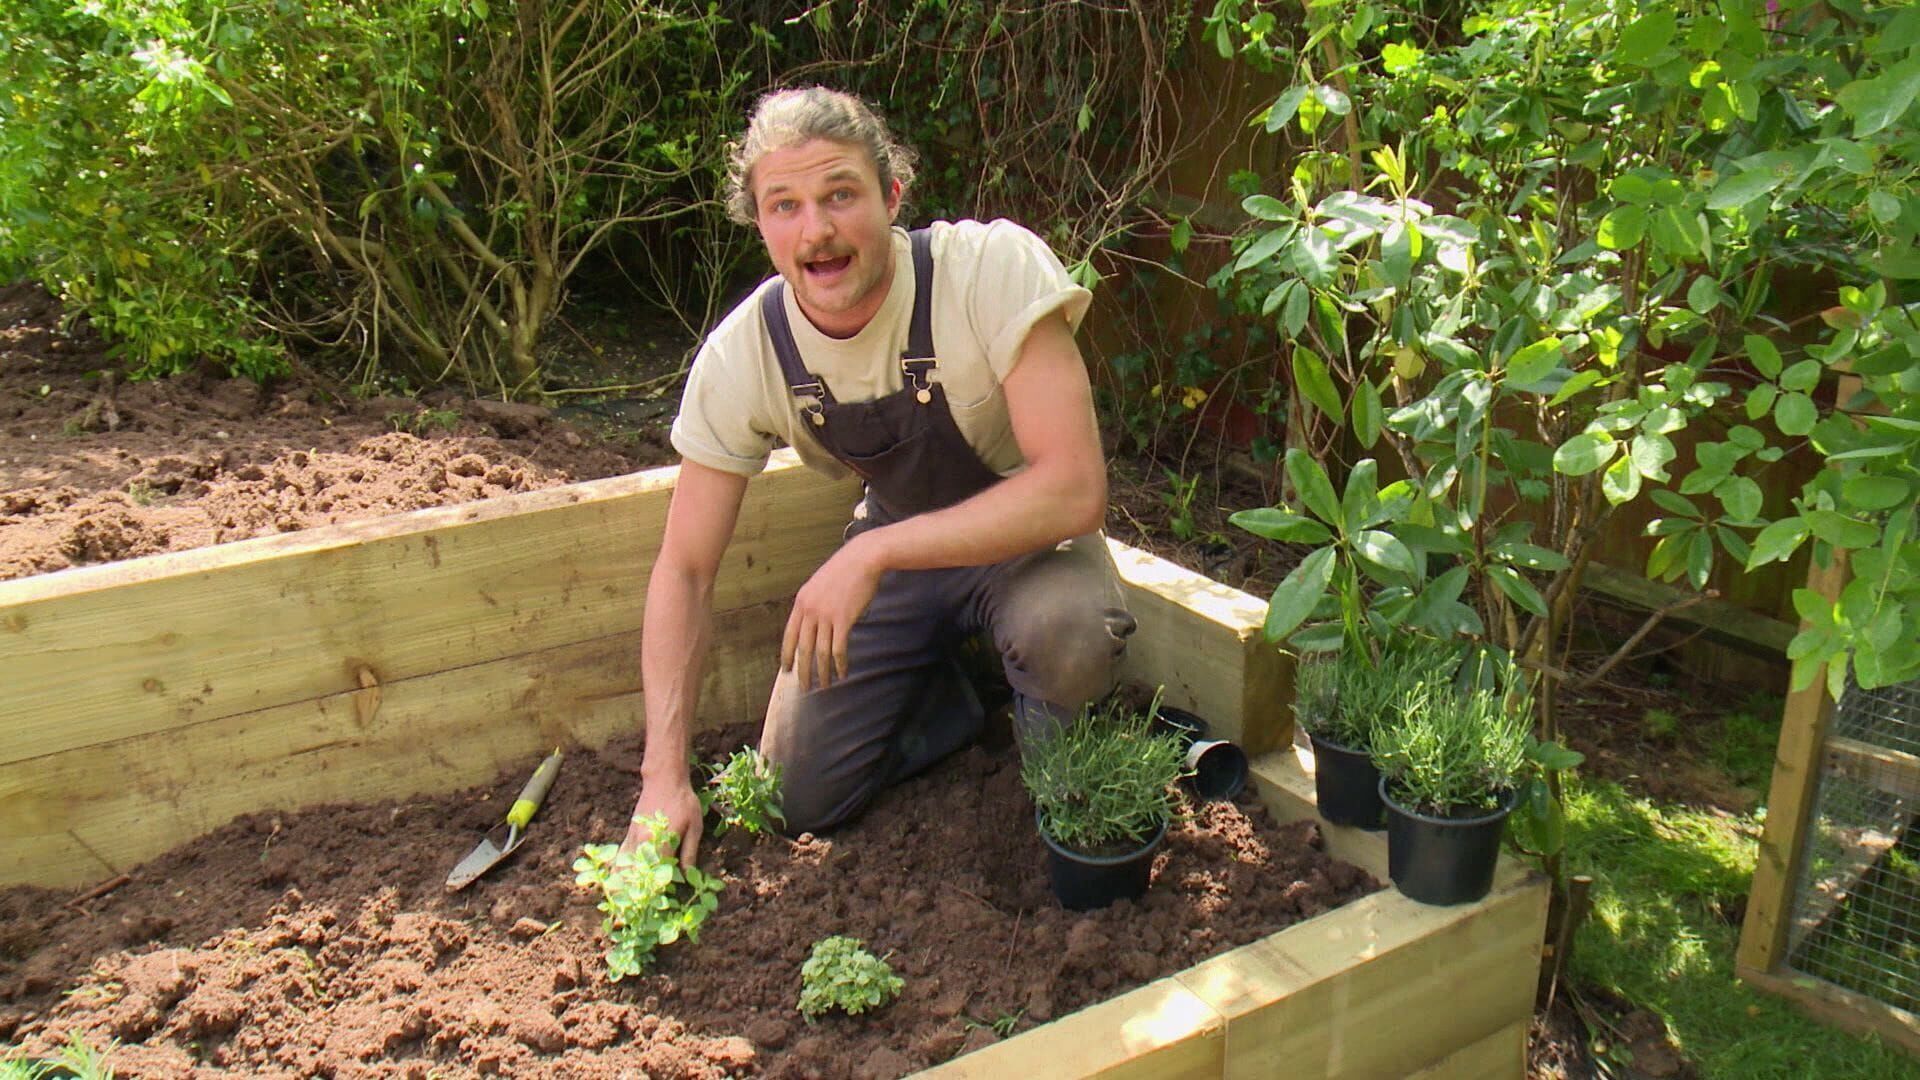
[446,826,519,891]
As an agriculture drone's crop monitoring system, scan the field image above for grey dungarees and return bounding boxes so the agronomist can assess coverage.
[757,228,1136,835]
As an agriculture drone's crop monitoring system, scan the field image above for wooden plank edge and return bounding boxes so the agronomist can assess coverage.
[1581,562,1795,655]
[1404,1017,1528,1079]
[1828,736,1920,801]
[1109,538,1294,754]
[909,975,1225,1079]
[1738,963,1920,1061]
[1738,552,1848,974]
[0,450,846,606]
[3,603,785,889]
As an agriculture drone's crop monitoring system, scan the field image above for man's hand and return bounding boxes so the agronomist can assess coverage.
[781,532,885,690]
[622,777,705,868]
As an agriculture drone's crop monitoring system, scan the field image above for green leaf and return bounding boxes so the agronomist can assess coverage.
[1842,475,1911,511]
[1381,222,1415,286]
[1779,359,1822,393]
[1311,83,1352,116]
[1355,529,1419,578]
[1616,10,1678,66]
[1747,517,1810,568]
[1745,335,1783,378]
[1234,226,1292,271]
[1294,227,1337,286]
[1715,475,1764,522]
[1170,218,1193,254]
[1602,453,1643,504]
[1341,458,1380,535]
[1243,195,1293,221]
[1554,431,1618,476]
[1506,337,1563,388]
[1650,206,1707,256]
[1351,380,1384,448]
[1265,87,1308,132]
[1488,564,1549,617]
[1286,448,1343,527]
[1707,169,1784,210]
[1808,510,1881,549]
[1686,530,1714,590]
[1530,741,1586,771]
[1651,489,1702,517]
[1264,547,1337,643]
[1687,275,1721,314]
[1597,206,1647,250]
[1230,508,1334,544]
[1549,369,1606,407]
[1281,279,1310,338]
[1835,56,1920,138]
[1630,433,1677,481]
[1495,542,1572,571]
[1774,391,1818,436]
[1292,347,1345,424]
[1746,383,1778,421]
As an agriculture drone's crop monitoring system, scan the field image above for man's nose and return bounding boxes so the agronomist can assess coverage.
[800,202,835,245]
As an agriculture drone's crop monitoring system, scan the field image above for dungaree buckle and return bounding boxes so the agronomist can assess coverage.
[902,359,935,405]
[791,381,827,426]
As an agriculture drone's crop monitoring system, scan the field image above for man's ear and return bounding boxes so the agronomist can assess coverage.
[885,178,904,223]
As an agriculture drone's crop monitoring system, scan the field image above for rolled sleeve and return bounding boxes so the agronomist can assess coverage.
[668,340,776,477]
[966,220,1093,382]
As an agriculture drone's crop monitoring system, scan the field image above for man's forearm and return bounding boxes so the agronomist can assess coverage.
[639,561,717,786]
[861,459,1107,574]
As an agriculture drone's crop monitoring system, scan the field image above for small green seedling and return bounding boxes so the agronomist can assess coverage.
[797,935,903,1020]
[700,746,786,837]
[0,1032,117,1079]
[572,814,723,981]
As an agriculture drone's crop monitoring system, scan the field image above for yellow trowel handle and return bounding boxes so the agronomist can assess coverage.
[505,750,564,830]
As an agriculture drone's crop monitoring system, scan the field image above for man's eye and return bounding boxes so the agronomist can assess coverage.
[831,189,854,202]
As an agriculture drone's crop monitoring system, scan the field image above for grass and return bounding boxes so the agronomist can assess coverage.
[1562,778,1917,1077]
[0,1032,116,1078]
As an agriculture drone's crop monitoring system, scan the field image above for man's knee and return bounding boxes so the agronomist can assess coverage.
[761,735,872,836]
[1001,603,1136,707]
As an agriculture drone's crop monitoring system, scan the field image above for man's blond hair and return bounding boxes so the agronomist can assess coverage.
[724,87,917,225]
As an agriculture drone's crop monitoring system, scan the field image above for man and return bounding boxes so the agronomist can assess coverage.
[624,87,1135,864]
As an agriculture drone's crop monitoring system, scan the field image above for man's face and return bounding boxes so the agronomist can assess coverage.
[752,138,903,339]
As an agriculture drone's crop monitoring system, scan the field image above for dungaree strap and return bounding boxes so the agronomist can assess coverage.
[905,229,935,361]
[761,280,829,405]
[763,228,938,407]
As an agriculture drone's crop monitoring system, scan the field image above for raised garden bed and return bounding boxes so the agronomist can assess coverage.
[0,454,1547,1077]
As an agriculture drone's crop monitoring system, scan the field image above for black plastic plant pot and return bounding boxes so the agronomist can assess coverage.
[1185,739,1249,802]
[1153,705,1209,748]
[1307,730,1386,830]
[1036,811,1168,911]
[1379,779,1518,906]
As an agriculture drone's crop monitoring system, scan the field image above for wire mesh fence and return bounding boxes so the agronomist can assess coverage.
[1785,677,1920,1017]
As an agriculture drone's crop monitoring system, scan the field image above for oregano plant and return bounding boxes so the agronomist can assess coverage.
[572,814,723,982]
[796,935,903,1021]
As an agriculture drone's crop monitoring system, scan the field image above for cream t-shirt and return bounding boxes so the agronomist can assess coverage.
[670,219,1093,480]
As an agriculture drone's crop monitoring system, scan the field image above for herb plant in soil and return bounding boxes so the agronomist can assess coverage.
[797,937,903,1021]
[1022,691,1189,910]
[573,815,724,982]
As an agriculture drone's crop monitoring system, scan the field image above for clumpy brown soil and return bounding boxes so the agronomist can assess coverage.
[0,725,1378,1078]
[0,283,674,582]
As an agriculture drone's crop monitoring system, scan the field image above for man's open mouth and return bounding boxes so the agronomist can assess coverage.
[805,254,853,278]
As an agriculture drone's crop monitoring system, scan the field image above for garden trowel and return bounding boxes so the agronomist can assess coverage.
[446,749,564,891]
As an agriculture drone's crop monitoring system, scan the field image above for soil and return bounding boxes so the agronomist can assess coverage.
[0,724,1377,1078]
[0,283,677,582]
